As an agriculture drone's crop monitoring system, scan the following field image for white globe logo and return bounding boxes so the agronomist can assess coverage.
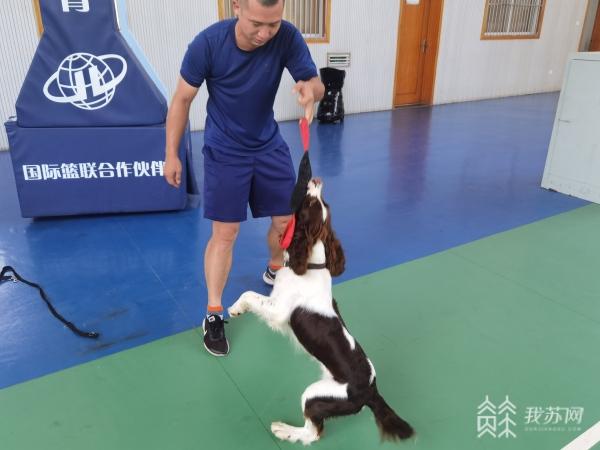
[43,52,127,110]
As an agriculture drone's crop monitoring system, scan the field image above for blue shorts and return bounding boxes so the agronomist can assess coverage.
[202,145,296,222]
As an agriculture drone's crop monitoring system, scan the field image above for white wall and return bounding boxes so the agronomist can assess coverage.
[277,0,401,119]
[433,0,589,104]
[0,0,39,150]
[0,0,591,150]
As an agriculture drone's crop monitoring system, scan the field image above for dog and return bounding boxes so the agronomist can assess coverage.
[228,178,414,445]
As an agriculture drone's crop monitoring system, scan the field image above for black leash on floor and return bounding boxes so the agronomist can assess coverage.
[1,265,100,339]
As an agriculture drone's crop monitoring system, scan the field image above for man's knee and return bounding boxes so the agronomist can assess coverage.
[271,215,292,234]
[211,222,240,248]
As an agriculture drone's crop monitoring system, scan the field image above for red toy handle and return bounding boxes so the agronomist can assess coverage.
[299,118,310,152]
[279,215,295,249]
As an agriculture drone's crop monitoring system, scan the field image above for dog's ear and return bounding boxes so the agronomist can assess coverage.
[323,212,345,277]
[287,207,312,275]
[324,230,345,276]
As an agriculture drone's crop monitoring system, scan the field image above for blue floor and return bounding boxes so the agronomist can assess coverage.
[0,92,587,389]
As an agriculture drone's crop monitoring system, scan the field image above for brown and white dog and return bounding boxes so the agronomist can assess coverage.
[228,179,414,445]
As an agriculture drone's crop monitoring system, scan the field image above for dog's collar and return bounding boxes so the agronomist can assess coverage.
[283,262,327,270]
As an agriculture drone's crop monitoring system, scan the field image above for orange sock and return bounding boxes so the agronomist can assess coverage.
[207,305,223,317]
[268,263,282,271]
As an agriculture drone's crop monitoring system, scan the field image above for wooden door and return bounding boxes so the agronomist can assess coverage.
[590,3,600,51]
[393,0,444,107]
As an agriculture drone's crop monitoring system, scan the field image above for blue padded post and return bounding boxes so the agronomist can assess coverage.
[16,0,167,127]
[5,0,196,217]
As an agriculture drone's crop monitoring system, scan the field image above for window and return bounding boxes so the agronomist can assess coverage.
[218,0,330,42]
[481,0,546,40]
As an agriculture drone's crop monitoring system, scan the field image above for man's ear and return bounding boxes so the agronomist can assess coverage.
[232,0,242,17]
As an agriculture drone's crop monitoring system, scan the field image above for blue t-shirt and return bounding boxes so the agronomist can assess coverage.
[180,19,318,155]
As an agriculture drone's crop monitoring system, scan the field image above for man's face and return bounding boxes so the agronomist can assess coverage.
[233,0,284,50]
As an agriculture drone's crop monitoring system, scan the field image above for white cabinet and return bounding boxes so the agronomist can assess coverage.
[541,52,600,203]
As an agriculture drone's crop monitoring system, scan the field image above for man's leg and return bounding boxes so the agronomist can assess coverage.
[202,220,240,357]
[249,145,296,285]
[267,215,292,268]
[205,221,240,308]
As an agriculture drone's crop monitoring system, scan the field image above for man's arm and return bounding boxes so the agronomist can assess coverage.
[293,76,325,123]
[164,77,199,188]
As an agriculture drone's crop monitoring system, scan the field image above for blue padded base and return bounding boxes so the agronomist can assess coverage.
[5,121,189,217]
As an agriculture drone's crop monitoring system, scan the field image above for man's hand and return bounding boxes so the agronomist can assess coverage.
[293,80,316,124]
[164,155,182,188]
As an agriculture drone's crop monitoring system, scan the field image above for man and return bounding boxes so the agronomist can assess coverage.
[163,0,325,356]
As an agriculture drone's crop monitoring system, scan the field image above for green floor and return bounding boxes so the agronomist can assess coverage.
[2,205,599,450]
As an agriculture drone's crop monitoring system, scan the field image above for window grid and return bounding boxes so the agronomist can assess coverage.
[482,0,546,40]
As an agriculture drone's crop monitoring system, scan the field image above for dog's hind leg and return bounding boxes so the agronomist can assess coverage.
[271,419,320,445]
[271,378,359,444]
[270,379,349,444]
[302,394,365,440]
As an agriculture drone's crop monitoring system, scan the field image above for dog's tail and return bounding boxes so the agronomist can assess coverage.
[366,387,415,442]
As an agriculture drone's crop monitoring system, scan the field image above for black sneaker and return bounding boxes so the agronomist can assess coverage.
[263,266,277,286]
[202,314,229,356]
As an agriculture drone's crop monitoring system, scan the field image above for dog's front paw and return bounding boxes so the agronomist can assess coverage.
[239,290,259,301]
[228,291,262,317]
[228,299,248,317]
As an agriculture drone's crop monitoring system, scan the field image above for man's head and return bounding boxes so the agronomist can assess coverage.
[233,0,285,50]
